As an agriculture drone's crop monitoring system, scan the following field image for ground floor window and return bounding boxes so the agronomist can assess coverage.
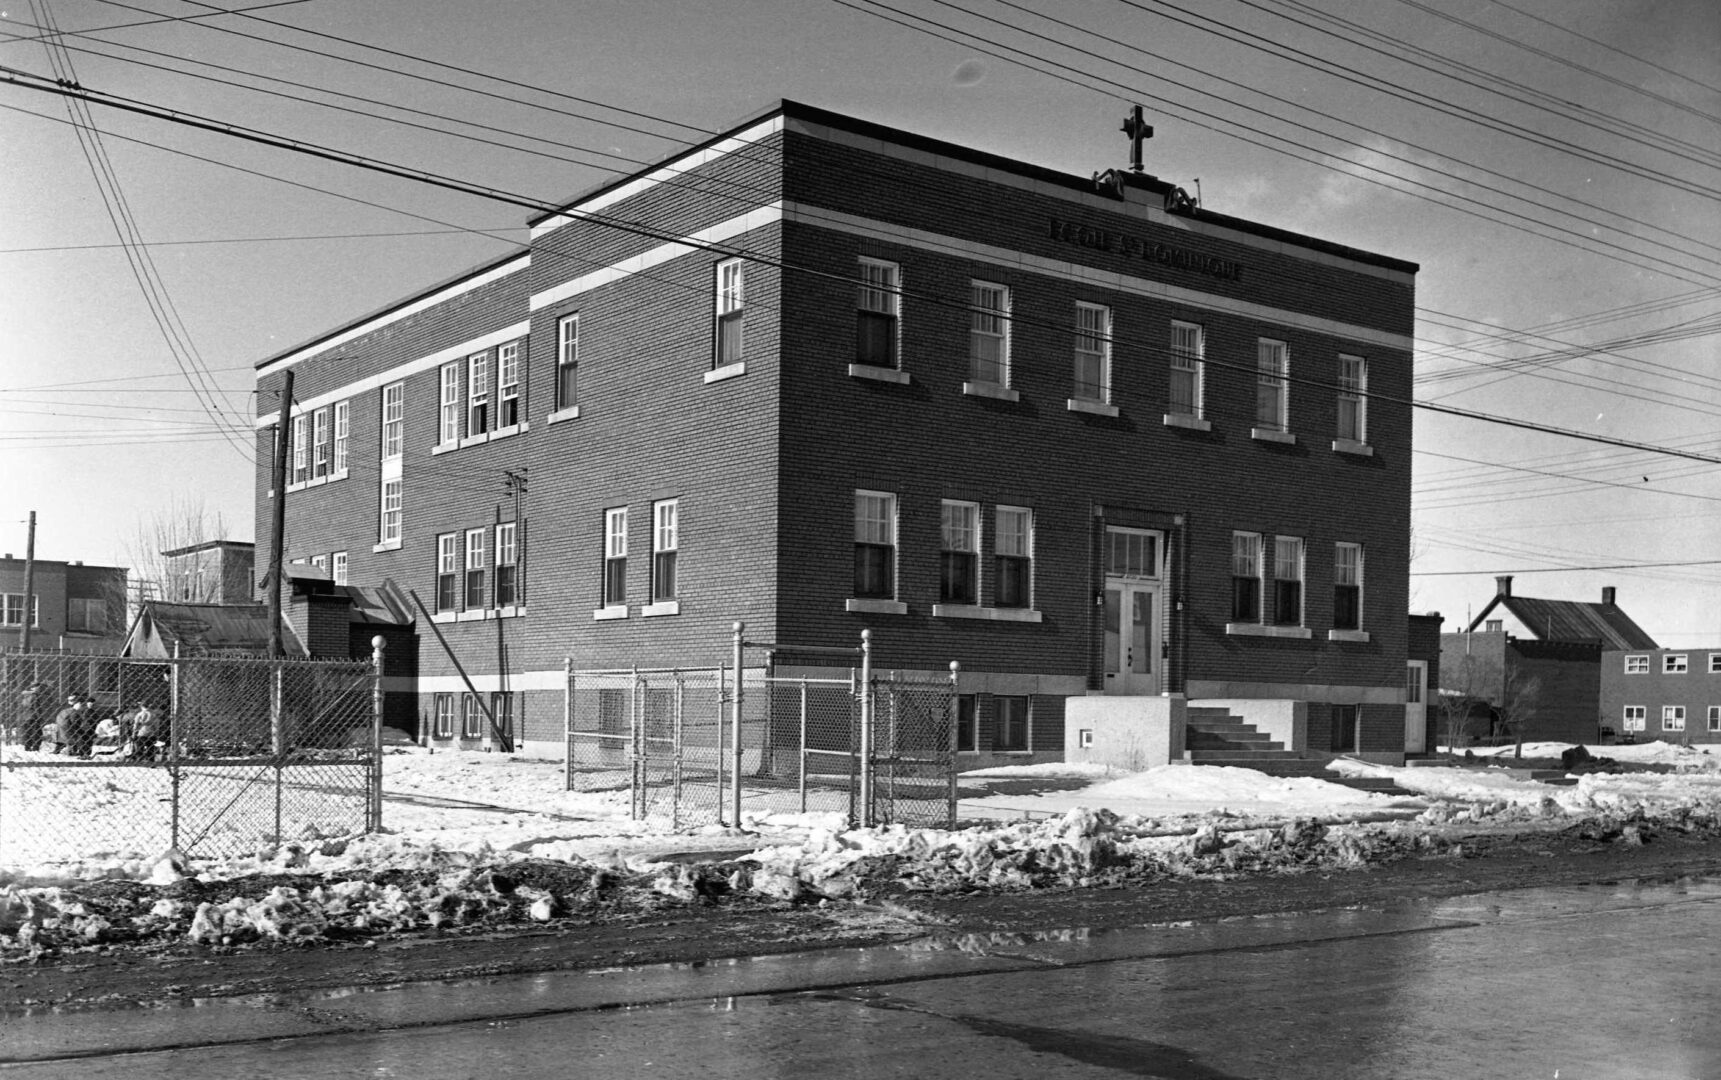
[1708,706,1720,733]
[1623,706,1645,732]
[462,694,483,738]
[433,694,453,738]
[1332,704,1358,752]
[955,694,977,752]
[1662,705,1685,732]
[995,696,1029,752]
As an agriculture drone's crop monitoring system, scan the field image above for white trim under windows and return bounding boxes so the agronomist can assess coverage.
[1625,654,1649,674]
[939,500,980,606]
[994,506,1033,610]
[1167,320,1207,427]
[495,522,518,609]
[850,490,903,613]
[968,281,1010,388]
[1071,302,1112,405]
[439,362,462,446]
[554,313,580,417]
[1665,654,1689,674]
[645,499,679,615]
[1336,354,1368,448]
[1622,705,1645,733]
[436,533,459,613]
[1,593,39,628]
[856,258,900,369]
[1662,705,1686,732]
[332,550,348,586]
[715,259,745,369]
[599,507,628,615]
[1272,535,1304,627]
[1254,338,1291,439]
[1331,542,1366,641]
[497,341,521,428]
[464,528,486,611]
[433,693,454,739]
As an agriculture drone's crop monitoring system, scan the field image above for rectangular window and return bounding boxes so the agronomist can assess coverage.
[969,281,1010,385]
[856,258,900,368]
[1257,339,1289,431]
[557,315,579,409]
[1622,705,1645,732]
[333,400,349,475]
[495,523,517,608]
[1169,321,1204,417]
[468,352,490,436]
[0,594,39,627]
[381,382,404,459]
[940,500,979,605]
[854,491,896,599]
[1662,705,1686,732]
[464,529,486,609]
[66,597,104,633]
[995,696,1029,752]
[379,479,402,544]
[1625,654,1649,673]
[652,500,678,603]
[955,695,978,753]
[1664,654,1688,674]
[604,507,628,606]
[1232,532,1262,622]
[1708,706,1720,733]
[995,507,1032,609]
[431,694,454,738]
[439,362,461,445]
[1273,535,1304,626]
[1107,529,1158,578]
[310,554,328,573]
[716,259,744,367]
[498,341,521,427]
[1333,543,1362,631]
[1711,654,1721,674]
[1337,355,1367,442]
[1073,302,1111,402]
[436,533,459,612]
[492,693,514,742]
[332,551,348,586]
[462,694,483,739]
[291,413,309,484]
[311,407,330,478]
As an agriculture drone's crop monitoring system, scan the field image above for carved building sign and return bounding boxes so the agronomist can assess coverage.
[1049,217,1242,282]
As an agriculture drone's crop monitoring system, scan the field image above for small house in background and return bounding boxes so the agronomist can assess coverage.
[122,600,304,658]
[1600,646,1721,745]
[1440,576,1657,745]
[161,540,257,605]
[0,553,128,654]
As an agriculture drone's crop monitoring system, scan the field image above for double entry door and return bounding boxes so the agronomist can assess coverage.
[1101,527,1166,696]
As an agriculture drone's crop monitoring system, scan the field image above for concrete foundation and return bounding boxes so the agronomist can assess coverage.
[1065,694,1187,771]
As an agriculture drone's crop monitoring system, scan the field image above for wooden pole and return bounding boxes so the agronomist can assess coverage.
[267,370,294,659]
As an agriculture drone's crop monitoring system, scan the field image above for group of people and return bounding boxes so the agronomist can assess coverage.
[33,695,163,760]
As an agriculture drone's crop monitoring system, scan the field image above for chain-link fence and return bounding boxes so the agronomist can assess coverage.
[1,650,383,871]
[567,661,955,832]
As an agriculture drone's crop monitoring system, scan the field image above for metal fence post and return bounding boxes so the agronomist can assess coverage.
[798,679,808,813]
[370,636,386,833]
[672,671,684,831]
[562,657,573,790]
[948,660,961,827]
[730,622,744,829]
[271,661,285,845]
[858,628,873,828]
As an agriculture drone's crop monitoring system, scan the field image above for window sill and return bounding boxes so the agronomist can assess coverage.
[641,600,680,617]
[846,598,907,615]
[1067,398,1118,417]
[430,612,457,625]
[456,609,487,623]
[962,381,1017,402]
[1225,623,1311,639]
[1251,427,1296,445]
[1333,438,1373,457]
[547,405,581,425]
[1328,629,1371,643]
[1163,412,1210,432]
[850,364,911,385]
[372,540,402,553]
[705,361,747,384]
[496,605,526,619]
[932,604,1043,623]
[460,432,491,449]
[592,605,628,621]
[286,474,341,493]
[490,422,527,442]
[431,442,457,456]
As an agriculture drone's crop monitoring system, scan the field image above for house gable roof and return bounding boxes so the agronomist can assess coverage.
[1466,594,1657,650]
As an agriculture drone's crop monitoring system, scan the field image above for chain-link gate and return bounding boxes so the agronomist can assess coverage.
[0,648,384,871]
[566,629,956,831]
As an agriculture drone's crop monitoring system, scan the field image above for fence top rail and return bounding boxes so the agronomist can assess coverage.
[571,667,764,677]
[2,650,374,669]
[744,641,863,657]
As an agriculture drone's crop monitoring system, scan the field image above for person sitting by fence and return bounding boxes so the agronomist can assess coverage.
[51,696,80,754]
[92,713,123,757]
[129,702,160,761]
[68,698,99,758]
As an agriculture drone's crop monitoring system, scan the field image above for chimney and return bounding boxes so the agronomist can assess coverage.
[1495,575,1513,598]
[1601,586,1616,606]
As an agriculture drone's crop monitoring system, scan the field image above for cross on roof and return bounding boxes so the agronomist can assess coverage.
[1121,105,1153,173]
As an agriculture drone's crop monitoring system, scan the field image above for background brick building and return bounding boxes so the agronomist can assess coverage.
[254,101,1418,762]
[1600,647,1721,744]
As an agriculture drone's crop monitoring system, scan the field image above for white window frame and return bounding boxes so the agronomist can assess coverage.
[1664,654,1688,674]
[1273,535,1305,627]
[649,499,679,606]
[852,490,898,604]
[1337,354,1367,443]
[1169,321,1205,418]
[939,500,981,607]
[311,407,330,479]
[1334,542,1363,632]
[332,400,349,476]
[1231,532,1263,624]
[436,532,459,612]
[310,553,328,573]
[1662,705,1686,732]
[1622,705,1645,732]
[994,506,1033,610]
[433,694,454,739]
[332,550,348,586]
[715,259,745,368]
[1257,339,1289,432]
[462,694,483,739]
[498,341,521,427]
[2,593,40,627]
[381,381,404,460]
[603,507,628,609]
[439,362,462,446]
[1708,706,1720,733]
[464,528,486,610]
[291,413,309,485]
[994,695,1031,753]
[1710,654,1721,674]
[379,478,402,546]
[468,352,490,437]
[969,281,1011,386]
[856,258,901,369]
[1625,654,1649,674]
[495,522,518,608]
[1073,302,1111,403]
[556,314,579,411]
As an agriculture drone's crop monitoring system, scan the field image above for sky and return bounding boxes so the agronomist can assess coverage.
[1,0,1718,644]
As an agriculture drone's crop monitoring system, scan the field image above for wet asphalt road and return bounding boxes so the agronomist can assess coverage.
[4,876,1719,1079]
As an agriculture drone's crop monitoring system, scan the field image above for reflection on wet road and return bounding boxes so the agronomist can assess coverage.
[6,877,1720,1079]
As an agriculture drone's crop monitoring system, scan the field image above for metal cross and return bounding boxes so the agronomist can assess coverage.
[1121,105,1153,173]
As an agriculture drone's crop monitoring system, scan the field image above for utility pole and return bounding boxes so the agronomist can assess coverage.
[20,511,36,652]
[503,468,528,606]
[267,371,294,659]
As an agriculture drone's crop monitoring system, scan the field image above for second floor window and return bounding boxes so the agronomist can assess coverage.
[436,533,459,611]
[1073,303,1111,402]
[856,258,899,367]
[940,500,979,605]
[969,282,1009,385]
[468,352,490,436]
[381,382,404,459]
[1257,339,1288,432]
[439,363,461,445]
[557,314,579,410]
[652,500,678,602]
[1334,543,1362,630]
[333,400,349,474]
[332,550,348,585]
[995,507,1032,609]
[1337,355,1366,442]
[291,414,309,484]
[716,259,744,367]
[1232,532,1262,622]
[1169,321,1204,417]
[495,522,517,607]
[854,491,896,599]
[464,529,486,609]
[498,342,521,427]
[604,507,628,606]
[379,479,402,544]
[1273,535,1304,625]
[312,407,330,478]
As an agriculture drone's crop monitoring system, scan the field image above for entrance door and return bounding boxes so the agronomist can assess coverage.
[1405,660,1428,754]
[1103,582,1162,695]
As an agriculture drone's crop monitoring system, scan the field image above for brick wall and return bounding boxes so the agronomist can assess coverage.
[1600,647,1721,744]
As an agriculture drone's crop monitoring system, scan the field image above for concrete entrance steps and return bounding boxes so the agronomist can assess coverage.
[1185,708,1418,796]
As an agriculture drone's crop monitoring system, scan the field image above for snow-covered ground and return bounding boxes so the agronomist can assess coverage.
[3,741,1718,953]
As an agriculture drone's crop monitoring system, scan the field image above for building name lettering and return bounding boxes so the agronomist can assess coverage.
[1048,218,1242,282]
